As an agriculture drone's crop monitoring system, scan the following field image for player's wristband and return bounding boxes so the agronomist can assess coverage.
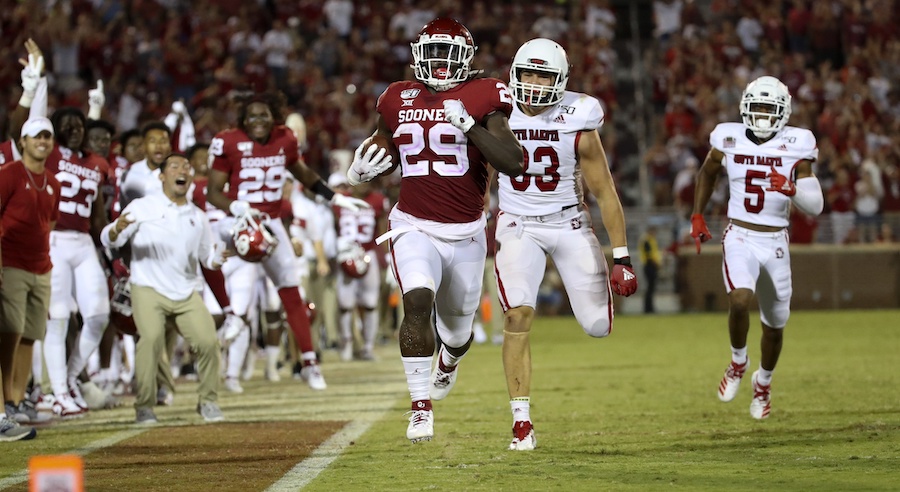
[311,179,335,201]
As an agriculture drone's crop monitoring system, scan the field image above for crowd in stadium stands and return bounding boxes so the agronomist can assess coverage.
[0,0,897,245]
[651,0,899,244]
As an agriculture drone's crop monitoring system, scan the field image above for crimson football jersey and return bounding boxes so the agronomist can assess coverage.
[0,140,21,167]
[45,145,108,233]
[377,77,513,223]
[209,125,299,218]
[333,190,389,251]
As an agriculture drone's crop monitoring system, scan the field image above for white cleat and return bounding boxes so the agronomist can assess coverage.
[52,393,85,419]
[300,364,327,390]
[223,377,244,394]
[717,358,749,402]
[749,371,771,420]
[406,409,434,443]
[429,346,458,401]
[509,421,536,451]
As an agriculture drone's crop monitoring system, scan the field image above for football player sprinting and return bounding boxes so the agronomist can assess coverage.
[206,92,369,390]
[496,39,637,451]
[346,18,524,443]
[691,76,823,419]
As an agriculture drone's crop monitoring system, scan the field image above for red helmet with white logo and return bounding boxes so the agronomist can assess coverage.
[231,212,278,262]
[337,238,371,279]
[411,18,476,91]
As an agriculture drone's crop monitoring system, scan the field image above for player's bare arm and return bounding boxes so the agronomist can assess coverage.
[89,188,109,241]
[579,129,627,249]
[206,169,232,212]
[286,160,326,190]
[692,147,725,216]
[466,112,523,177]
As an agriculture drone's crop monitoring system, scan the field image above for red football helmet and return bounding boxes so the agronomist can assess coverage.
[231,212,278,262]
[411,18,476,91]
[337,239,371,279]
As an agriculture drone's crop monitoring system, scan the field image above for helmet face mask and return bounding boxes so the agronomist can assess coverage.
[740,76,791,139]
[231,212,278,262]
[510,38,570,107]
[411,18,476,91]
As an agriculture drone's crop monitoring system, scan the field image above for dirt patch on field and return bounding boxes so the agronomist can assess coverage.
[14,421,346,492]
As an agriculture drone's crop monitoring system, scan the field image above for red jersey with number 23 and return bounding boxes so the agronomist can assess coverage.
[209,125,299,218]
[377,77,513,223]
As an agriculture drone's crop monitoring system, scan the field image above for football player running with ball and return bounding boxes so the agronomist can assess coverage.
[346,18,523,443]
[691,76,823,419]
[496,38,637,451]
[206,92,369,390]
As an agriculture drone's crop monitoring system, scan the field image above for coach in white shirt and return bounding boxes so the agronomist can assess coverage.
[102,153,229,424]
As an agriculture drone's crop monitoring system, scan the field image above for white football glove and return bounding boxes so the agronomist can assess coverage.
[228,200,259,217]
[443,99,475,133]
[19,54,43,107]
[172,100,188,116]
[347,141,393,186]
[88,80,105,119]
[331,193,372,212]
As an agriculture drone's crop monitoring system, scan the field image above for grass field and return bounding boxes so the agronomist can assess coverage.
[1,310,898,491]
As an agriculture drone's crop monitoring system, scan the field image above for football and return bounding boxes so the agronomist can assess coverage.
[362,134,400,174]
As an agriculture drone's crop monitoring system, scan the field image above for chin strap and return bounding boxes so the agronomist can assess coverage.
[792,177,824,216]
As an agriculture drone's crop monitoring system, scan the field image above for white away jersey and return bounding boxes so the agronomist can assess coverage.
[711,123,817,228]
[499,91,605,216]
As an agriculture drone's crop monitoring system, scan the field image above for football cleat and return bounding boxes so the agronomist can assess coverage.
[749,371,771,420]
[52,393,86,419]
[509,421,537,451]
[406,409,434,443]
[223,377,244,394]
[68,383,90,411]
[300,364,327,390]
[429,346,458,401]
[717,358,748,402]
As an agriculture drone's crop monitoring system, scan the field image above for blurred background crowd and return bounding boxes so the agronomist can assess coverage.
[0,0,897,316]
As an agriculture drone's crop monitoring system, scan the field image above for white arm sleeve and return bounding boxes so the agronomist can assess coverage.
[792,177,824,216]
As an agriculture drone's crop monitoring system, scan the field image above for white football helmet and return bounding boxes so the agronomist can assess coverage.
[509,38,570,107]
[411,18,476,91]
[740,76,792,138]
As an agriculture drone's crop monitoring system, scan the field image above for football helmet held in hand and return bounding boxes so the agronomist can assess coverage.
[337,238,371,278]
[411,18,476,91]
[231,211,278,262]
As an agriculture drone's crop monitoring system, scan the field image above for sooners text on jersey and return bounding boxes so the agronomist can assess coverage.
[210,125,299,218]
[501,91,605,216]
[712,123,817,228]
[45,145,108,233]
[377,77,513,223]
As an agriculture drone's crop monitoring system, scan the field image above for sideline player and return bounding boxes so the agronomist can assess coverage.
[496,38,637,450]
[691,76,823,419]
[346,18,524,442]
[206,92,369,390]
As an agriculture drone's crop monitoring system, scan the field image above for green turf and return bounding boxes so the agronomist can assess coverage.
[308,310,900,492]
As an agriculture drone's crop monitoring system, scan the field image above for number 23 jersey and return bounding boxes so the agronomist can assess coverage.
[711,122,817,228]
[209,125,299,218]
[499,91,604,216]
[377,77,513,224]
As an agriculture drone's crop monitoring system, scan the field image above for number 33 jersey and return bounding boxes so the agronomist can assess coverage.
[711,123,817,228]
[499,91,605,216]
[377,77,513,224]
[210,125,299,218]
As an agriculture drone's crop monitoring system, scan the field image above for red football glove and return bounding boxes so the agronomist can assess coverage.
[111,258,130,279]
[610,257,638,296]
[766,166,796,196]
[690,213,712,254]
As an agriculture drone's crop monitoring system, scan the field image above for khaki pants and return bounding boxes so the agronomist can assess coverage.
[1,267,51,340]
[131,285,219,410]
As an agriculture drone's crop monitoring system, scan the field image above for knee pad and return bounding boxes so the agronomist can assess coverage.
[577,308,612,338]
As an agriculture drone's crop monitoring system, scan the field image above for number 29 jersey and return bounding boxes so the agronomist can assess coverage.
[499,91,604,216]
[711,123,817,228]
[209,125,299,218]
[376,77,513,224]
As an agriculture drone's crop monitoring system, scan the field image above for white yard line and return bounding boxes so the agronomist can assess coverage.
[265,415,386,492]
[0,427,149,489]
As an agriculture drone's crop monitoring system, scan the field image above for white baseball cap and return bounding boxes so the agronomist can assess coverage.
[327,172,349,188]
[21,117,54,138]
